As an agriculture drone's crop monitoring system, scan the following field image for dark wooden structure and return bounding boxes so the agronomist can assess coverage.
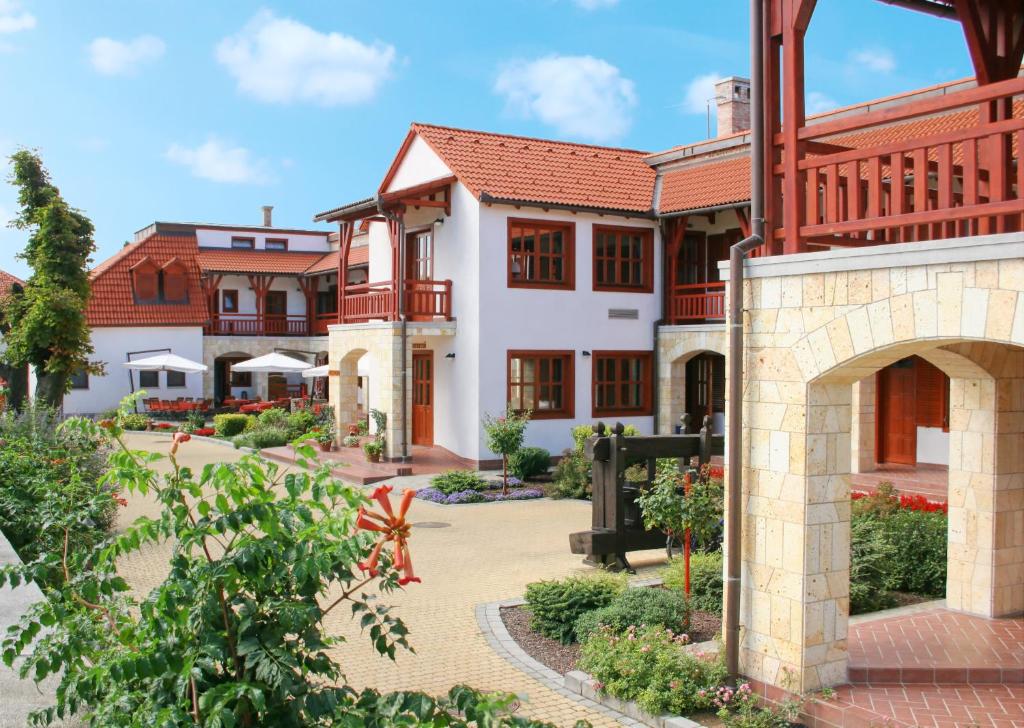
[569,415,724,572]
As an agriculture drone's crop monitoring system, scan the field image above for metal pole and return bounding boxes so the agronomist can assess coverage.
[724,0,766,681]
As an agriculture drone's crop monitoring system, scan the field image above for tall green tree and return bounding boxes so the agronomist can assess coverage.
[3,149,97,408]
[0,278,30,410]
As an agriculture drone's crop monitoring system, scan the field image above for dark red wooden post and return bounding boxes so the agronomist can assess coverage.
[336,220,353,324]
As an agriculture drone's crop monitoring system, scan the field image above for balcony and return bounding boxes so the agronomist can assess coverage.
[205,314,309,337]
[776,76,1024,252]
[339,279,452,324]
[668,282,726,324]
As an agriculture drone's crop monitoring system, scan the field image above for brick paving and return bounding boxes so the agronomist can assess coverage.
[261,443,476,485]
[849,463,948,500]
[115,433,665,726]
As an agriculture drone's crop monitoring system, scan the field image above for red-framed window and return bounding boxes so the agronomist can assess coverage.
[221,289,239,313]
[507,350,575,419]
[265,238,288,251]
[131,259,160,302]
[507,218,574,290]
[593,225,654,292]
[231,237,255,249]
[161,259,189,303]
[592,351,653,417]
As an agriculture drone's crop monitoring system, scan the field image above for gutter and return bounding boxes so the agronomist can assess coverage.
[376,197,410,462]
[724,0,766,682]
[658,200,751,220]
[478,192,657,220]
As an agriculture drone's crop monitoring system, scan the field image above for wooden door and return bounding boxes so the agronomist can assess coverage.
[684,353,724,433]
[406,230,434,318]
[411,351,434,446]
[877,358,917,465]
[264,290,287,334]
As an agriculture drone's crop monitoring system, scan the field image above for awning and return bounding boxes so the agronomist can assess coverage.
[301,364,329,378]
[124,353,207,374]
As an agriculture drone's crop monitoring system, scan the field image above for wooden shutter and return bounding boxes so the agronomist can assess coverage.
[915,357,949,430]
[132,259,159,301]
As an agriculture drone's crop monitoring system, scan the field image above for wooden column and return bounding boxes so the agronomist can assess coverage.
[247,274,275,335]
[200,274,222,330]
[386,211,403,321]
[664,217,687,324]
[336,220,354,324]
[780,0,815,254]
[297,276,316,335]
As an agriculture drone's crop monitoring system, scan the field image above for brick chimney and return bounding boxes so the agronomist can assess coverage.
[714,77,751,136]
[262,205,273,227]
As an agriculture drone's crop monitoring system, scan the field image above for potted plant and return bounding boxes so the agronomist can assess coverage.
[363,440,383,463]
[316,422,335,452]
[342,434,360,448]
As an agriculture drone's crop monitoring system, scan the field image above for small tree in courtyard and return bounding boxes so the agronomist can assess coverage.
[483,404,532,494]
[2,149,98,409]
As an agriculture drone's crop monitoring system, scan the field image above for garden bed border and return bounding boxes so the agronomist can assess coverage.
[476,582,708,728]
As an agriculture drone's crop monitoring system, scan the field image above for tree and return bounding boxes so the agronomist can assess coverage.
[0,278,30,410]
[483,405,532,494]
[2,149,97,409]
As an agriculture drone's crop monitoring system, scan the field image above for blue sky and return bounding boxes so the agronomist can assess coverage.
[0,0,973,278]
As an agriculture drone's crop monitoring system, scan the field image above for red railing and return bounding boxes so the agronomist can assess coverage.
[778,76,1024,250]
[669,282,726,323]
[312,312,337,334]
[340,279,453,323]
[206,314,309,336]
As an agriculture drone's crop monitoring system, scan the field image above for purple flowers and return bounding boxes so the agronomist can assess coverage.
[414,485,544,505]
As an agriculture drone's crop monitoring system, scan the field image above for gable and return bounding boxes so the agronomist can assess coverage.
[382,132,454,193]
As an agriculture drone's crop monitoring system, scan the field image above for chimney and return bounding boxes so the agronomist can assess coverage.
[714,77,751,136]
[262,205,273,227]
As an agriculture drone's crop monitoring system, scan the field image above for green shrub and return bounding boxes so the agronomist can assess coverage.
[574,587,690,643]
[430,470,487,495]
[524,572,625,644]
[508,446,551,479]
[214,413,250,437]
[571,423,640,453]
[552,449,591,499]
[118,413,150,431]
[286,409,317,439]
[663,550,724,616]
[233,427,291,450]
[880,509,946,595]
[850,514,898,614]
[580,624,725,716]
[256,407,290,430]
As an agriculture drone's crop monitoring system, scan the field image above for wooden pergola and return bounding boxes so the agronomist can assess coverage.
[763,0,1024,253]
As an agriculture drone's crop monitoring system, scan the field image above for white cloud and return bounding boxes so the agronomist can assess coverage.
[680,71,720,114]
[165,138,271,185]
[216,10,395,106]
[494,55,636,142]
[88,35,165,76]
[807,91,838,115]
[0,0,35,34]
[850,47,895,74]
[572,0,619,9]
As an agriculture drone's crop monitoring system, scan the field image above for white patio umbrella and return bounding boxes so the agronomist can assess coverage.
[231,352,312,373]
[301,364,329,378]
[124,353,208,373]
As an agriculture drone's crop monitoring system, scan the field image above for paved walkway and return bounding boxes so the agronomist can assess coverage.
[849,463,948,500]
[116,433,666,726]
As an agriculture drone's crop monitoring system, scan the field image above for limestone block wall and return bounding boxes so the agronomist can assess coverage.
[721,234,1024,693]
[656,324,727,434]
[202,336,329,400]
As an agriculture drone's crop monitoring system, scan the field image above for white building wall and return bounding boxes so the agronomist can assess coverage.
[215,275,308,317]
[384,135,453,192]
[917,427,950,465]
[64,327,204,415]
[196,228,330,251]
[366,222,393,283]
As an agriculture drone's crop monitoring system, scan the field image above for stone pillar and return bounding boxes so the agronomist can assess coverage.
[738,378,851,693]
[850,375,876,473]
[946,372,1024,617]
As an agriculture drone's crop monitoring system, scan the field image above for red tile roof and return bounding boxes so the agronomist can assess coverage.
[197,249,326,275]
[388,123,657,213]
[0,269,24,298]
[87,235,208,327]
[304,246,369,275]
[659,156,751,214]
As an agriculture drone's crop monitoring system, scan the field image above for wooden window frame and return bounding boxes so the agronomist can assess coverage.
[231,237,255,249]
[591,350,654,417]
[166,370,186,389]
[138,370,159,389]
[264,290,287,316]
[265,238,288,251]
[507,218,575,291]
[221,289,239,313]
[592,225,654,293]
[132,260,160,303]
[507,350,575,420]
[230,369,252,388]
[161,260,189,304]
[69,368,89,390]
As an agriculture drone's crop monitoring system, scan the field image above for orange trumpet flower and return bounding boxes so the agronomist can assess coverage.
[356,484,420,585]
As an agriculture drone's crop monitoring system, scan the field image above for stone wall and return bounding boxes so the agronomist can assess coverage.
[202,336,328,400]
[656,324,727,433]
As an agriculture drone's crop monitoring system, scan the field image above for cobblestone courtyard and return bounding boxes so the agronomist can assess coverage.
[115,433,667,726]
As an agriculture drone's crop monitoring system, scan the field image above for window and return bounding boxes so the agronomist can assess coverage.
[593,225,654,292]
[592,351,653,417]
[230,369,252,387]
[507,350,574,419]
[69,368,89,390]
[265,291,287,316]
[507,219,574,289]
[265,238,288,251]
[161,259,189,303]
[221,289,239,313]
[138,370,159,388]
[166,370,186,388]
[231,237,255,249]
[131,258,160,302]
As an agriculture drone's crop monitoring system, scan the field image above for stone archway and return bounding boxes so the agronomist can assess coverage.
[657,326,727,433]
[333,347,367,437]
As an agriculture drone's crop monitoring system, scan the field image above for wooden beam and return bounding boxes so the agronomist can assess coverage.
[781,0,809,254]
[735,206,752,238]
[953,0,1024,84]
[337,220,354,323]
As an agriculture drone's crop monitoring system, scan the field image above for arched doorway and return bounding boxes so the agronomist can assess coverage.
[213,352,254,404]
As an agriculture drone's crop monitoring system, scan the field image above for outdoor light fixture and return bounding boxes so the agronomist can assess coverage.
[511,257,522,276]
[445,352,455,359]
[582,351,591,357]
[434,217,445,225]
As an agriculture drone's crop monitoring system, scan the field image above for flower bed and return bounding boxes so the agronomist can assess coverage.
[416,480,544,505]
[851,489,947,513]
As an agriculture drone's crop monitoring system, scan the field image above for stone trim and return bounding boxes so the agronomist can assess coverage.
[657,324,726,334]
[718,232,1024,280]
[328,320,457,335]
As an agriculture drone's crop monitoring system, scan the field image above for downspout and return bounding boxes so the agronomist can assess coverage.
[725,0,766,681]
[377,199,410,462]
[652,219,666,435]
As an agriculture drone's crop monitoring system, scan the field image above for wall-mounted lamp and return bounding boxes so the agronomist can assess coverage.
[434,217,445,225]
[582,351,591,357]
[445,352,455,359]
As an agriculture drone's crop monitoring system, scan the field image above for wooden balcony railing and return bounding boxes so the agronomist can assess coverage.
[669,282,726,324]
[206,314,309,337]
[340,279,453,324]
[312,312,337,335]
[777,76,1024,250]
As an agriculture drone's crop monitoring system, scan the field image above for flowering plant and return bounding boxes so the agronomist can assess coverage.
[482,404,531,493]
[715,682,802,727]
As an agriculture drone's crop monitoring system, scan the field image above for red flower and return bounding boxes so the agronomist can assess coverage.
[170,432,191,455]
[355,484,420,585]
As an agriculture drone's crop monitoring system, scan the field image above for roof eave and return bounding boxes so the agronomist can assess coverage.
[313,197,378,223]
[478,192,657,219]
